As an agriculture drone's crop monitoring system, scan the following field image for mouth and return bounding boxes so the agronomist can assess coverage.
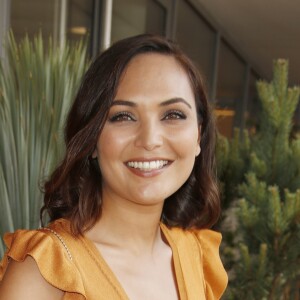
[125,160,171,172]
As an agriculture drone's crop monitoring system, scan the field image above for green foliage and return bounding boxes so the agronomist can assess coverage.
[230,177,300,299]
[216,128,250,208]
[252,60,300,189]
[226,243,270,300]
[219,60,300,299]
[0,32,88,257]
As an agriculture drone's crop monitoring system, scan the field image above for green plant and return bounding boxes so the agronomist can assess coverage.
[218,60,300,299]
[0,32,88,257]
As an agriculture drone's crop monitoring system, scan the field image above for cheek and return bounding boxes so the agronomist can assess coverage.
[168,126,199,157]
[96,128,133,168]
[99,129,125,152]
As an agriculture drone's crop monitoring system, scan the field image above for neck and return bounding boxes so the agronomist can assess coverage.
[85,193,165,255]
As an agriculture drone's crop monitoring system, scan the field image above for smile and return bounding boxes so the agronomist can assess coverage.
[126,160,169,171]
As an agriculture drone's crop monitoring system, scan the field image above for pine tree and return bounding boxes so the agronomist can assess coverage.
[218,60,300,299]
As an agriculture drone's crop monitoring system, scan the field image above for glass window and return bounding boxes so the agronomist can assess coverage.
[216,39,246,137]
[10,0,57,43]
[67,0,93,43]
[216,40,245,108]
[294,103,300,132]
[145,0,166,36]
[111,0,166,44]
[11,0,95,53]
[246,70,261,133]
[176,0,216,87]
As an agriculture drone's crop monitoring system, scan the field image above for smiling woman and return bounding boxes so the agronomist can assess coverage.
[0,35,227,300]
[95,53,200,208]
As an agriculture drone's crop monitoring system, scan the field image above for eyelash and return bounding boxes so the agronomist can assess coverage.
[108,109,187,122]
[162,110,187,120]
[109,112,136,122]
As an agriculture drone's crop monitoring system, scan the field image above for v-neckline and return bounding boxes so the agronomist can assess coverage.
[80,223,187,300]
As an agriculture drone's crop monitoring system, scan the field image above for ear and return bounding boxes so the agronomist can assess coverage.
[196,126,201,157]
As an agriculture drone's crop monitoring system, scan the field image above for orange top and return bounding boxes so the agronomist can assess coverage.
[0,219,227,299]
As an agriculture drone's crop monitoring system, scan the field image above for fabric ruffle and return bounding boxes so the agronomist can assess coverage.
[0,229,86,299]
[194,229,228,299]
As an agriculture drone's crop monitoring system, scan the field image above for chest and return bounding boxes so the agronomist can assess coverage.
[98,249,179,300]
[72,233,206,300]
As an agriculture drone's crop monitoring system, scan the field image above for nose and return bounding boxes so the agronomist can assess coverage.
[134,118,163,151]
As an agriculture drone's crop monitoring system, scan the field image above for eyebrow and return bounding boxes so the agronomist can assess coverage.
[111,98,192,109]
[160,98,192,109]
[111,100,137,107]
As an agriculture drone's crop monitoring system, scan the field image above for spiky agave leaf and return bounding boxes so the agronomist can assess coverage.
[0,32,88,257]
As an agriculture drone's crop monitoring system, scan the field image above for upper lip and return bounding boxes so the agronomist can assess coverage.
[124,157,173,163]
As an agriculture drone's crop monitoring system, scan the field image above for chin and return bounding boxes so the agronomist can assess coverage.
[131,188,176,206]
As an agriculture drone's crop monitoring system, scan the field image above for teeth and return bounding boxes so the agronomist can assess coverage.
[127,160,169,171]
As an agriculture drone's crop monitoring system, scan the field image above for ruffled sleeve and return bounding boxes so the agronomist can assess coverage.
[195,229,228,300]
[0,229,86,299]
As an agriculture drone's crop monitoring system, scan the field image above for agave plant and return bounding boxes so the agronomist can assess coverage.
[0,32,88,257]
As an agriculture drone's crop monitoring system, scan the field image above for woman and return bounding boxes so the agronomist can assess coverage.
[0,34,227,299]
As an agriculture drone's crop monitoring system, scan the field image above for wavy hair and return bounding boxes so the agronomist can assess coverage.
[41,34,220,234]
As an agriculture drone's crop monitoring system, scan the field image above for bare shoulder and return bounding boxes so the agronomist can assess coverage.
[0,256,64,300]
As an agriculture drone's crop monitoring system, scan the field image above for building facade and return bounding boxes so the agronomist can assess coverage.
[0,0,265,137]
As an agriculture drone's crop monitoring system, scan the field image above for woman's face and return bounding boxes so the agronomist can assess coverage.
[94,53,200,207]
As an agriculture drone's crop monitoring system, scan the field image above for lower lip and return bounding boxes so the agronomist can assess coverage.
[125,163,171,178]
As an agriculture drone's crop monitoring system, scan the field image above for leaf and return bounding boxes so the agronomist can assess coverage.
[0,32,88,257]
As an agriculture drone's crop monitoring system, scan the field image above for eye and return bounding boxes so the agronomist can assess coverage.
[109,112,136,122]
[162,110,187,120]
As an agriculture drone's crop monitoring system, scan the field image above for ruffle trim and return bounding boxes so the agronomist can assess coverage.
[0,229,86,299]
[194,229,228,300]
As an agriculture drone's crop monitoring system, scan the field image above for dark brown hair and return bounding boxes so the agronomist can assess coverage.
[41,34,220,234]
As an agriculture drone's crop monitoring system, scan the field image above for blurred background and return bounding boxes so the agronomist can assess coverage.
[1,0,299,137]
[0,1,300,299]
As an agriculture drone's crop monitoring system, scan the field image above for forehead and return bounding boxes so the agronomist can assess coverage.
[122,53,187,80]
[115,53,195,104]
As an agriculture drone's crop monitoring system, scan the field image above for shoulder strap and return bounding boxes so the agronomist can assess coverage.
[39,227,73,260]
